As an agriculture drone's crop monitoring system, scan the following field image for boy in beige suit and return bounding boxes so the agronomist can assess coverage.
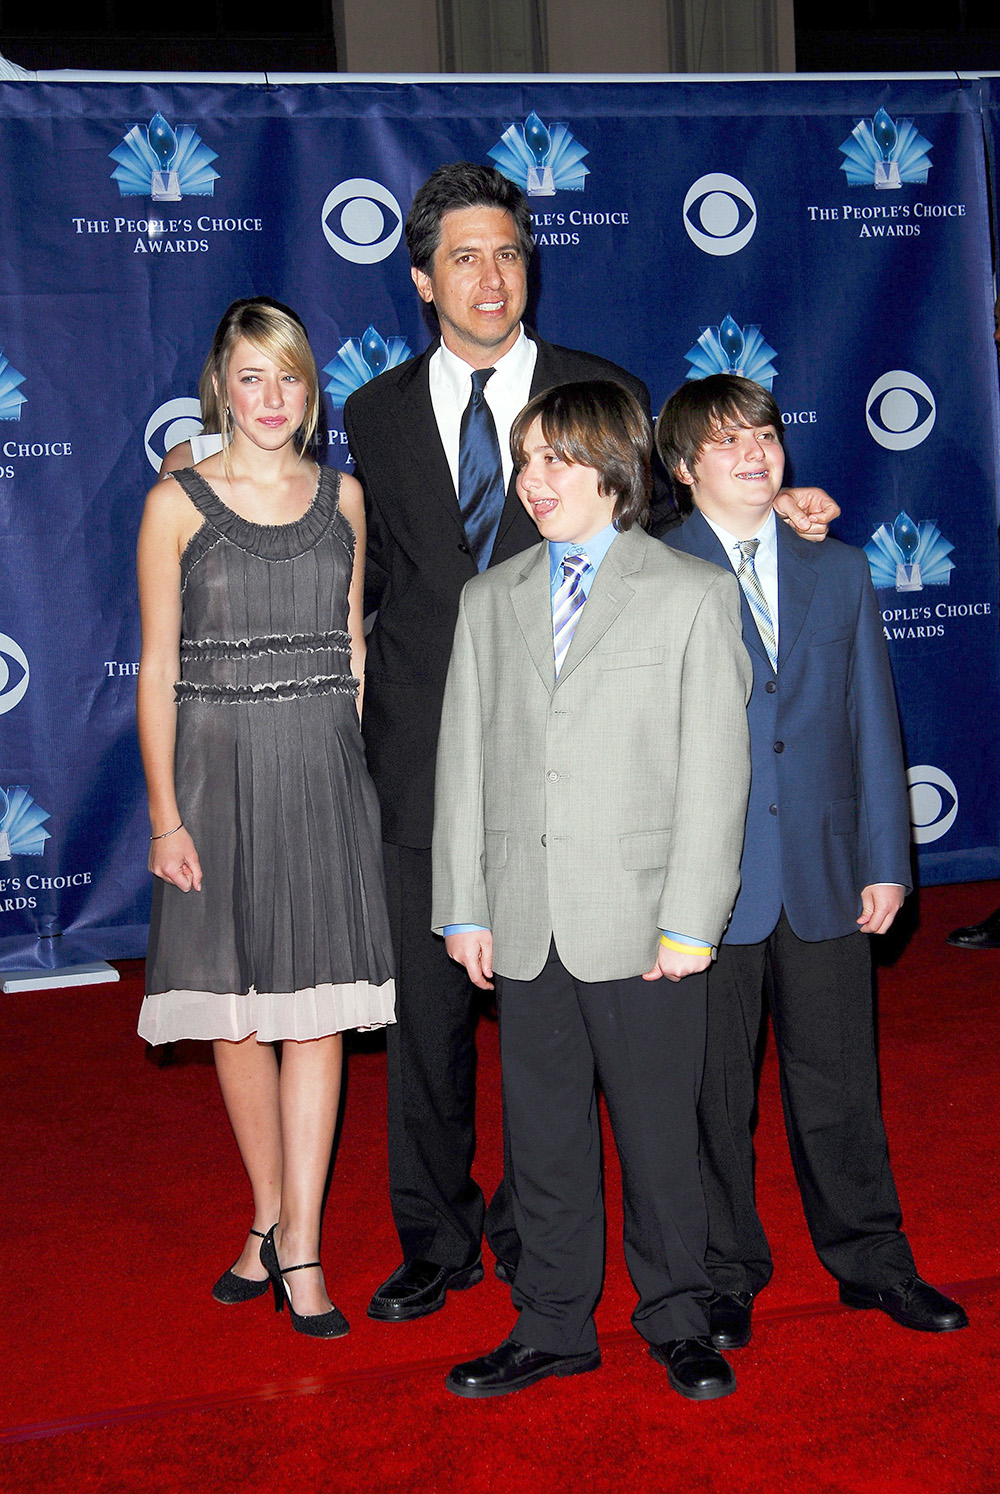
[433,381,752,1400]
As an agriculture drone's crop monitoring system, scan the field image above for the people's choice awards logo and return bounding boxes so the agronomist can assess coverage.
[839,108,932,191]
[0,633,30,715]
[324,327,413,408]
[0,350,26,421]
[321,179,403,264]
[907,764,957,844]
[683,174,757,256]
[110,113,220,202]
[144,397,204,473]
[866,370,936,451]
[0,785,50,861]
[865,510,954,593]
[488,112,590,197]
[684,315,777,389]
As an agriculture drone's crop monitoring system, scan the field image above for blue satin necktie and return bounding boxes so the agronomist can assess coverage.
[458,367,506,571]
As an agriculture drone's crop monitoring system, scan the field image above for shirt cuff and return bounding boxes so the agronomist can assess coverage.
[444,924,489,936]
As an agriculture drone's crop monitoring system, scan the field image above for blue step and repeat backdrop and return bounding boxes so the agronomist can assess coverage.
[1,74,999,968]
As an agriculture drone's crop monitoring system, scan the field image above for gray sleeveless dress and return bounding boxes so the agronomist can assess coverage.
[139,466,395,1044]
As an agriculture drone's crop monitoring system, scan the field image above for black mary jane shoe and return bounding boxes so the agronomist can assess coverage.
[649,1337,737,1401]
[259,1226,350,1339]
[446,1337,601,1398]
[212,1226,272,1305]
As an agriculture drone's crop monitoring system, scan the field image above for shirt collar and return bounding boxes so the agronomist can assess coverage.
[702,505,777,560]
[435,324,532,401]
[548,522,619,581]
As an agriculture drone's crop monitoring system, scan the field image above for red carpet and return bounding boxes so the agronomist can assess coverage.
[1,882,997,1492]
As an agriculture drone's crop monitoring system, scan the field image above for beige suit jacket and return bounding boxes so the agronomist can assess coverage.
[431,525,752,982]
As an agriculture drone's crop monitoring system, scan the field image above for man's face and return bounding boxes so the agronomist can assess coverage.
[679,419,785,536]
[516,418,617,544]
[411,206,527,366]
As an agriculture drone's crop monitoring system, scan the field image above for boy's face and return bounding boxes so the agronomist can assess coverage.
[516,418,617,544]
[679,419,785,536]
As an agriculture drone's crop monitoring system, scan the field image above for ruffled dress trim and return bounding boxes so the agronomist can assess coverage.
[138,978,396,1045]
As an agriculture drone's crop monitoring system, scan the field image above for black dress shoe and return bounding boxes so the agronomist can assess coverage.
[708,1290,754,1350]
[946,903,1000,949]
[839,1275,969,1332]
[649,1338,737,1401]
[367,1255,484,1322]
[446,1337,601,1398]
[493,1257,517,1285]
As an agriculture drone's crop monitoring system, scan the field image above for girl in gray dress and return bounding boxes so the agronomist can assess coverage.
[137,298,394,1337]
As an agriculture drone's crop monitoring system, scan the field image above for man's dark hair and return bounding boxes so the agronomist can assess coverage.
[511,379,652,533]
[655,374,785,510]
[404,162,535,272]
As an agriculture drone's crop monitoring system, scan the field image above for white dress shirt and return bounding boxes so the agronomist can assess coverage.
[703,507,780,657]
[428,325,538,497]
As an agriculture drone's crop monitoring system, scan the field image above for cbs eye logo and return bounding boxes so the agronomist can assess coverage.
[683,173,757,257]
[144,397,205,474]
[866,371,936,451]
[321,178,403,264]
[0,632,30,716]
[907,764,957,844]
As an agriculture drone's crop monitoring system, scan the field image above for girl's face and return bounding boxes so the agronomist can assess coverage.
[223,336,308,450]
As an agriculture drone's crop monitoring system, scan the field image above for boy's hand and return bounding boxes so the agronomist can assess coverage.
[445,929,495,990]
[857,884,905,934]
[774,486,840,541]
[643,944,712,983]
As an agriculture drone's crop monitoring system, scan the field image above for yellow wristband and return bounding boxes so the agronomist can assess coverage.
[659,935,712,956]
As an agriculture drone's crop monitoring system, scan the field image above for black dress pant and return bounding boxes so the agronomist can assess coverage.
[698,910,916,1295]
[497,942,713,1356]
[382,843,517,1268]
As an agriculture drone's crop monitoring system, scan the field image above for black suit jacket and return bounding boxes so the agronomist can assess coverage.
[343,329,671,848]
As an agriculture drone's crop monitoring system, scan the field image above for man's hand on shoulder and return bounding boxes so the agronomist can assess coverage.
[445,929,495,990]
[774,487,840,542]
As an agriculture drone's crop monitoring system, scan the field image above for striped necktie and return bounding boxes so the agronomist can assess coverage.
[736,538,778,671]
[553,550,592,677]
[458,367,505,571]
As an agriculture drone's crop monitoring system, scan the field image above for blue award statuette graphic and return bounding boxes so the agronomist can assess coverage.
[865,511,954,593]
[684,316,778,389]
[0,350,26,421]
[110,113,220,201]
[839,108,932,190]
[0,785,50,860]
[323,327,412,408]
[488,112,589,197]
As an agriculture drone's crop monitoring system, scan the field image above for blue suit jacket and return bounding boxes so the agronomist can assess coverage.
[664,510,912,943]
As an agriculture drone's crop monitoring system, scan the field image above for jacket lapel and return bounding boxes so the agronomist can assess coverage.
[677,510,769,669]
[775,523,819,669]
[394,343,466,540]
[555,528,642,685]
[510,542,558,690]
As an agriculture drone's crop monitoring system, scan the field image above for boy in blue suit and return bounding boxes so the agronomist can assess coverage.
[657,375,966,1348]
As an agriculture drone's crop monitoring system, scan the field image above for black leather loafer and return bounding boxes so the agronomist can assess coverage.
[708,1290,754,1350]
[367,1256,484,1322]
[839,1275,968,1332]
[446,1337,601,1398]
[649,1337,737,1400]
[493,1257,517,1286]
[946,905,1000,949]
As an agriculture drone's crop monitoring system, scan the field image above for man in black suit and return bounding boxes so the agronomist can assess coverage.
[344,163,835,1323]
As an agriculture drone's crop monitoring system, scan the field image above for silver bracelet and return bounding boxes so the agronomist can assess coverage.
[150,823,183,841]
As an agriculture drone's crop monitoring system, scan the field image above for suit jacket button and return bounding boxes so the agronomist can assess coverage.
[541,834,547,846]
[765,681,777,694]
[546,770,559,782]
[769,803,778,815]
[458,541,471,554]
[773,740,784,753]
